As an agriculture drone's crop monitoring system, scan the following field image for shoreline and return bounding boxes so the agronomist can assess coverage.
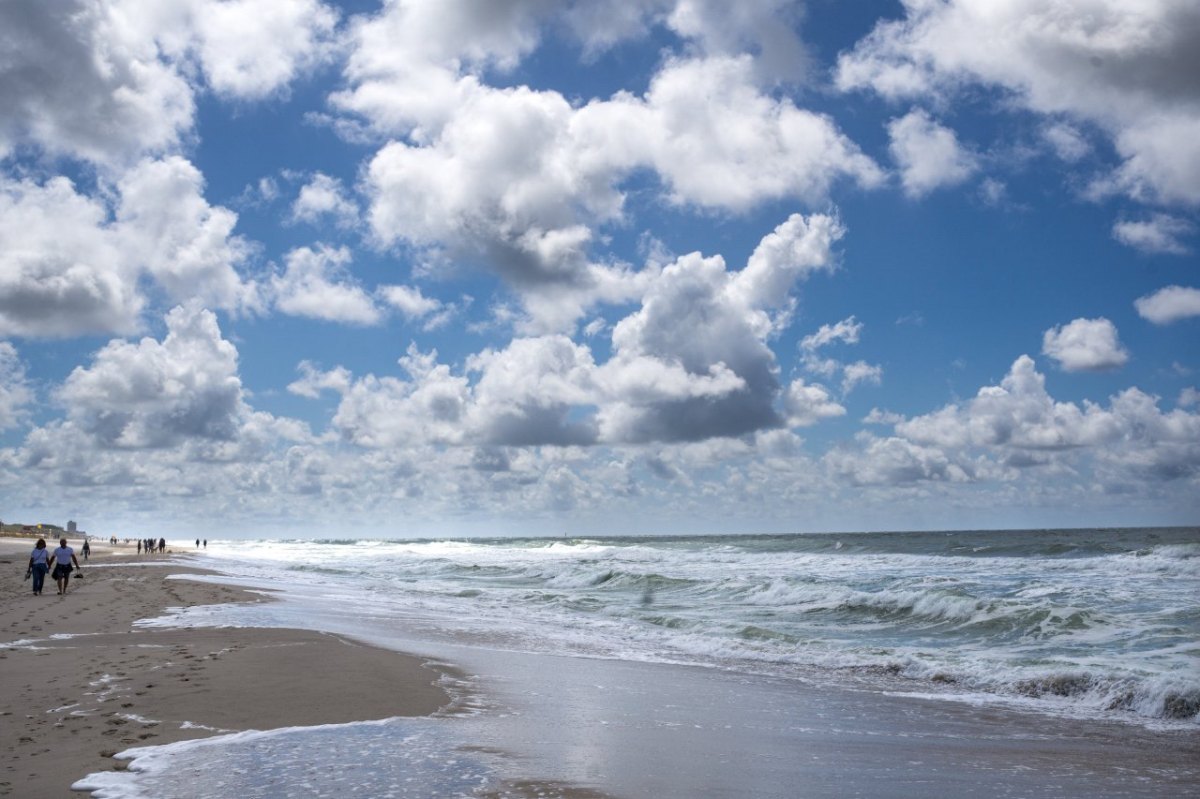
[6,534,1196,797]
[0,537,456,797]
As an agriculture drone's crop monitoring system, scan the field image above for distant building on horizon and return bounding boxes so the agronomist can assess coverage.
[68,520,77,533]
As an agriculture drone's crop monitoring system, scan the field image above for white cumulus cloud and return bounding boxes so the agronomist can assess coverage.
[291,173,359,228]
[271,245,381,325]
[1042,318,1129,372]
[887,109,977,198]
[345,3,879,332]
[836,0,1200,207]
[59,305,246,448]
[0,158,257,338]
[0,0,338,170]
[1135,286,1200,325]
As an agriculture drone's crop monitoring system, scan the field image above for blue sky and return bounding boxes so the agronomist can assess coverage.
[1,0,1197,539]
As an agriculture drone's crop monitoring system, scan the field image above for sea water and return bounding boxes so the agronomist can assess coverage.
[75,527,1200,797]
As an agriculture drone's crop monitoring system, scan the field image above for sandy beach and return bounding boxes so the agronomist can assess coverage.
[0,537,454,798]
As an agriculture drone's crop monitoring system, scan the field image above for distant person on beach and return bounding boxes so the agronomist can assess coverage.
[158,537,166,553]
[82,540,90,560]
[137,540,142,554]
[203,539,207,548]
[51,538,81,596]
[196,539,200,548]
[27,538,50,596]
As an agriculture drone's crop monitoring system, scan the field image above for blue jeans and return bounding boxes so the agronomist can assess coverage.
[31,563,48,593]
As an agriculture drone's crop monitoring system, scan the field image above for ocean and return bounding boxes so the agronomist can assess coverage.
[77,527,1200,798]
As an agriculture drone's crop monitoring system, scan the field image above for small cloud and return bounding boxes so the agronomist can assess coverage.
[1134,285,1200,325]
[800,316,881,395]
[271,245,381,325]
[801,316,862,351]
[978,178,1007,207]
[1179,387,1199,408]
[1042,122,1090,162]
[1042,317,1129,372]
[887,109,977,198]
[258,177,279,202]
[291,173,359,228]
[1112,214,1194,255]
[863,408,904,425]
[379,284,440,319]
[842,360,883,394]
[378,284,459,331]
[783,379,846,427]
[288,361,353,398]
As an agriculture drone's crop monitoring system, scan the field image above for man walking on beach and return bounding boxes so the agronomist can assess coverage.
[51,538,81,596]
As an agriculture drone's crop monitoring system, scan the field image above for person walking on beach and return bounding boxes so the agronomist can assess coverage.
[82,539,91,560]
[27,538,50,596]
[51,538,81,596]
[50,537,81,595]
[158,537,166,553]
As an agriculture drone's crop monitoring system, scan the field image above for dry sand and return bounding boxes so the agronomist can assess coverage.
[0,537,454,798]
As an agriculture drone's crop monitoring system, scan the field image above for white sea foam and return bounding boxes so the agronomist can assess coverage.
[171,529,1200,730]
[73,718,496,799]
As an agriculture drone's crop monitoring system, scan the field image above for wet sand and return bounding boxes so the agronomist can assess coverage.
[0,537,453,798]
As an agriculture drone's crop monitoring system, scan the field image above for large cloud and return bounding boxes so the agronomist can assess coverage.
[293,213,844,448]
[0,175,144,337]
[346,0,879,330]
[824,355,1200,496]
[595,213,843,443]
[466,336,599,446]
[890,355,1200,481]
[318,345,472,448]
[179,0,338,100]
[58,305,246,448]
[836,0,1200,206]
[115,157,259,311]
[0,0,337,169]
[0,0,193,167]
[825,433,969,487]
[0,158,257,337]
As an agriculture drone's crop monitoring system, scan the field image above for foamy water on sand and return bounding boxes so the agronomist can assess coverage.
[78,527,1200,797]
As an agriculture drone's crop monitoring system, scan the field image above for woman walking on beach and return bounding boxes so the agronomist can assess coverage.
[50,538,81,596]
[27,538,50,596]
